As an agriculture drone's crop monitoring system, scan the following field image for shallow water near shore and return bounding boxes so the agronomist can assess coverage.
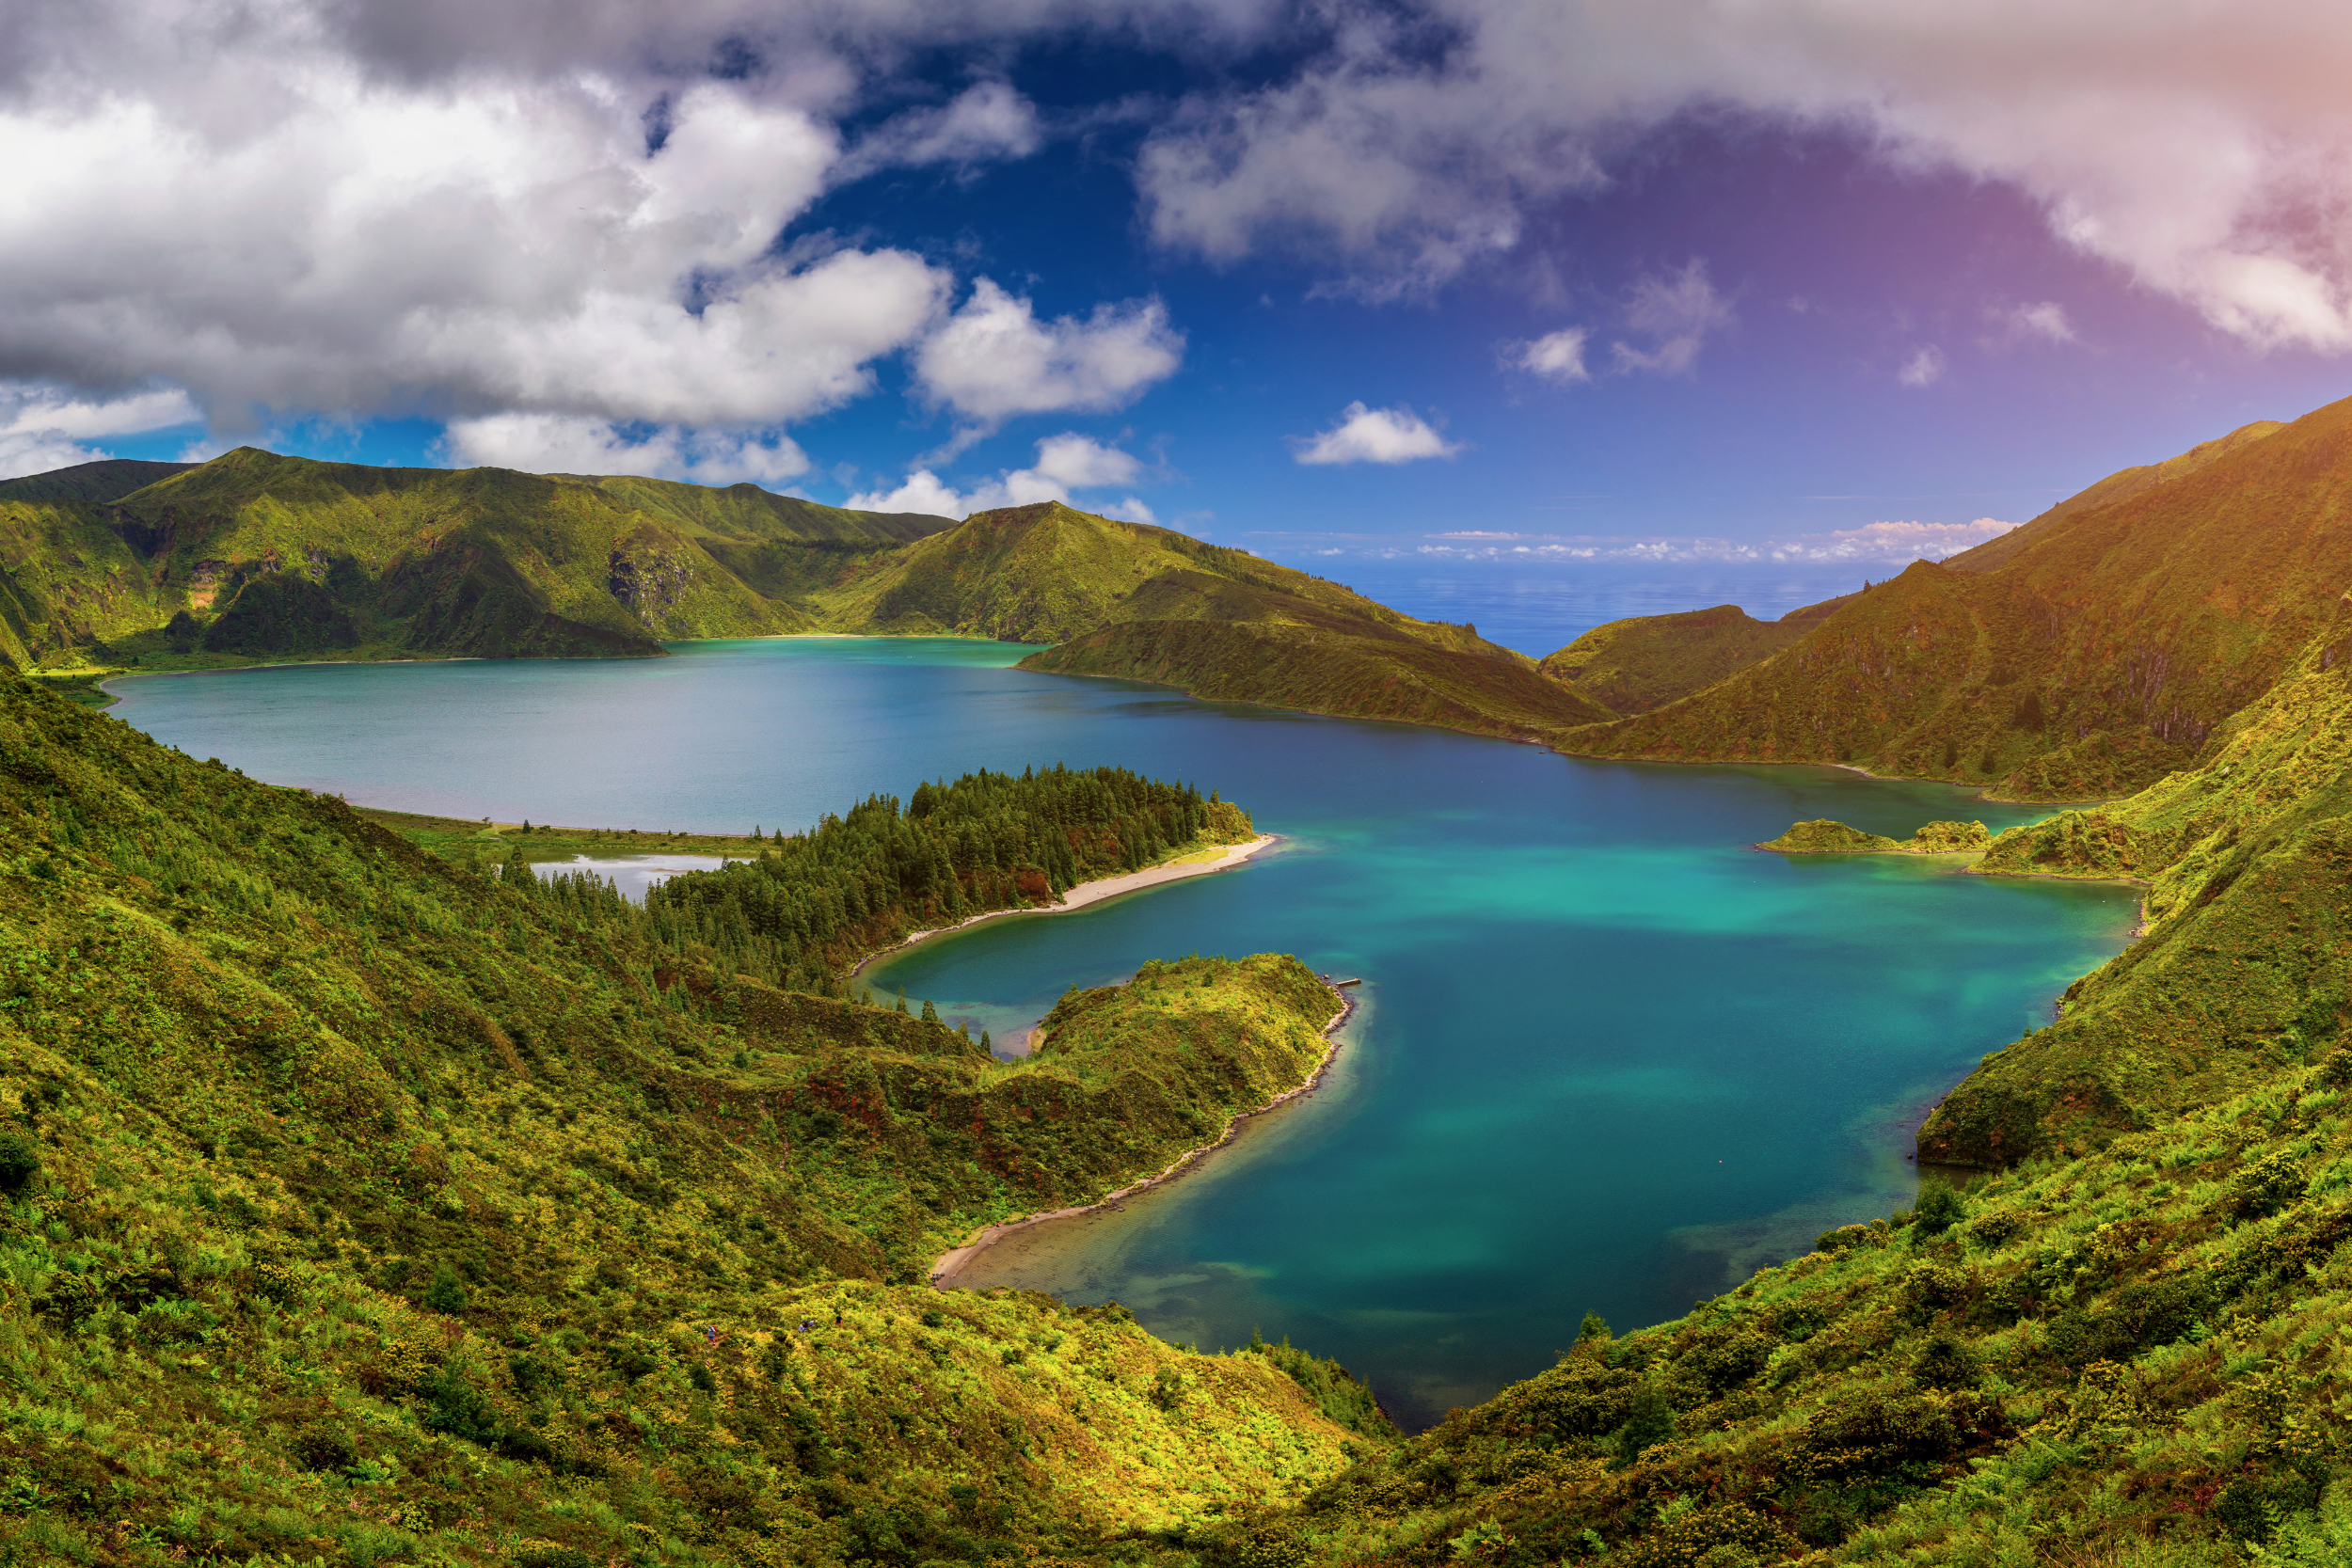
[108,637,2136,1429]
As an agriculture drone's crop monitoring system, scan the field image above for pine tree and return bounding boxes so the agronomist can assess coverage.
[920,999,940,1024]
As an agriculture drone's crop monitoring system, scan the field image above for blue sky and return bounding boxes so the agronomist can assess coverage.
[11,1,2352,599]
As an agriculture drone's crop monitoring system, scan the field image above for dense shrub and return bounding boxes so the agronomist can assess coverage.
[1912,1180,1965,1236]
[2044,1277,2215,1366]
[2230,1148,2309,1221]
[0,1130,40,1195]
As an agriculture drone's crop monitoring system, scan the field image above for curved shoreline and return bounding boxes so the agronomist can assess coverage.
[928,978,1360,1289]
[848,833,1279,984]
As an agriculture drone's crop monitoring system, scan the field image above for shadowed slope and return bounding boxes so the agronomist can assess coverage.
[0,457,197,503]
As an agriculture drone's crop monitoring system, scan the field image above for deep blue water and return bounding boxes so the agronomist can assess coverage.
[106,638,2133,1427]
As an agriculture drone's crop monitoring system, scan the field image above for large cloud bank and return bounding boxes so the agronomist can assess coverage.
[11,0,2352,485]
[1138,0,2352,347]
[0,0,1193,479]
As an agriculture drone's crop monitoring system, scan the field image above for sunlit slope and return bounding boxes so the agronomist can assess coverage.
[1538,597,1850,715]
[1944,417,2287,575]
[0,496,172,668]
[813,499,1452,642]
[818,500,1613,734]
[1913,617,2352,1165]
[1235,1049,2352,1565]
[1560,396,2352,798]
[0,670,1381,1560]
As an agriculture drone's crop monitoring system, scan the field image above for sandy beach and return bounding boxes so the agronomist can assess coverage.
[927,976,1358,1289]
[848,833,1279,982]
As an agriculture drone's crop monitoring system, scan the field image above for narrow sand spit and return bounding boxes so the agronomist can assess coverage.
[848,834,1279,982]
[928,977,1358,1288]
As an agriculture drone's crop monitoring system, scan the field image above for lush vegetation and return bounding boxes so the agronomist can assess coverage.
[1538,600,1848,717]
[807,499,1611,738]
[1232,1054,2352,1566]
[1757,820,1990,855]
[0,670,1392,1567]
[0,448,953,672]
[636,766,1255,994]
[1,458,1613,747]
[1026,615,1611,743]
[1550,403,2352,799]
[27,403,2352,1564]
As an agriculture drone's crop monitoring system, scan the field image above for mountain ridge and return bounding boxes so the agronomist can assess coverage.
[0,454,1609,742]
[1549,394,2352,799]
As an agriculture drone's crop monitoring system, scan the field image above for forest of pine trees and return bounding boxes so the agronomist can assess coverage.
[496,765,1253,994]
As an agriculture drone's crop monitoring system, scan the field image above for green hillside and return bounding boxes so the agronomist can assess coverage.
[0,668,1399,1565]
[1550,394,2352,799]
[1538,598,1850,716]
[1528,420,2290,740]
[1942,419,2288,576]
[812,500,1612,736]
[0,457,197,504]
[0,449,956,670]
[0,460,1606,747]
[1254,646,2352,1565]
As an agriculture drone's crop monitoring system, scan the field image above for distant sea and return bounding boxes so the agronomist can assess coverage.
[106,602,2126,1431]
[1312,560,1877,657]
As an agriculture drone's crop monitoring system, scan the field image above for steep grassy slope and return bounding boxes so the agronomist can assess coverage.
[0,497,172,669]
[826,501,1611,736]
[1557,399,2352,799]
[1945,419,2287,576]
[1904,621,2352,1168]
[1237,1056,2352,1566]
[0,450,956,668]
[105,449,953,659]
[1027,617,1612,739]
[0,672,1386,1565]
[1538,598,1850,716]
[0,462,1606,749]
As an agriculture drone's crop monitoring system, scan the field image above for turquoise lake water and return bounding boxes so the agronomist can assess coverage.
[106,637,2136,1428]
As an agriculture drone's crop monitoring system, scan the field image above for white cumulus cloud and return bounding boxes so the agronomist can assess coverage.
[1990,300,2078,347]
[832,81,1043,183]
[1133,0,2352,351]
[1513,327,1591,383]
[0,381,207,483]
[440,414,809,486]
[914,279,1185,425]
[846,432,1154,518]
[1393,516,2014,565]
[1291,402,1462,466]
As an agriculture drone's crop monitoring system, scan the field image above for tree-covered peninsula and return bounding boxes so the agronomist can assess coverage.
[636,766,1256,994]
